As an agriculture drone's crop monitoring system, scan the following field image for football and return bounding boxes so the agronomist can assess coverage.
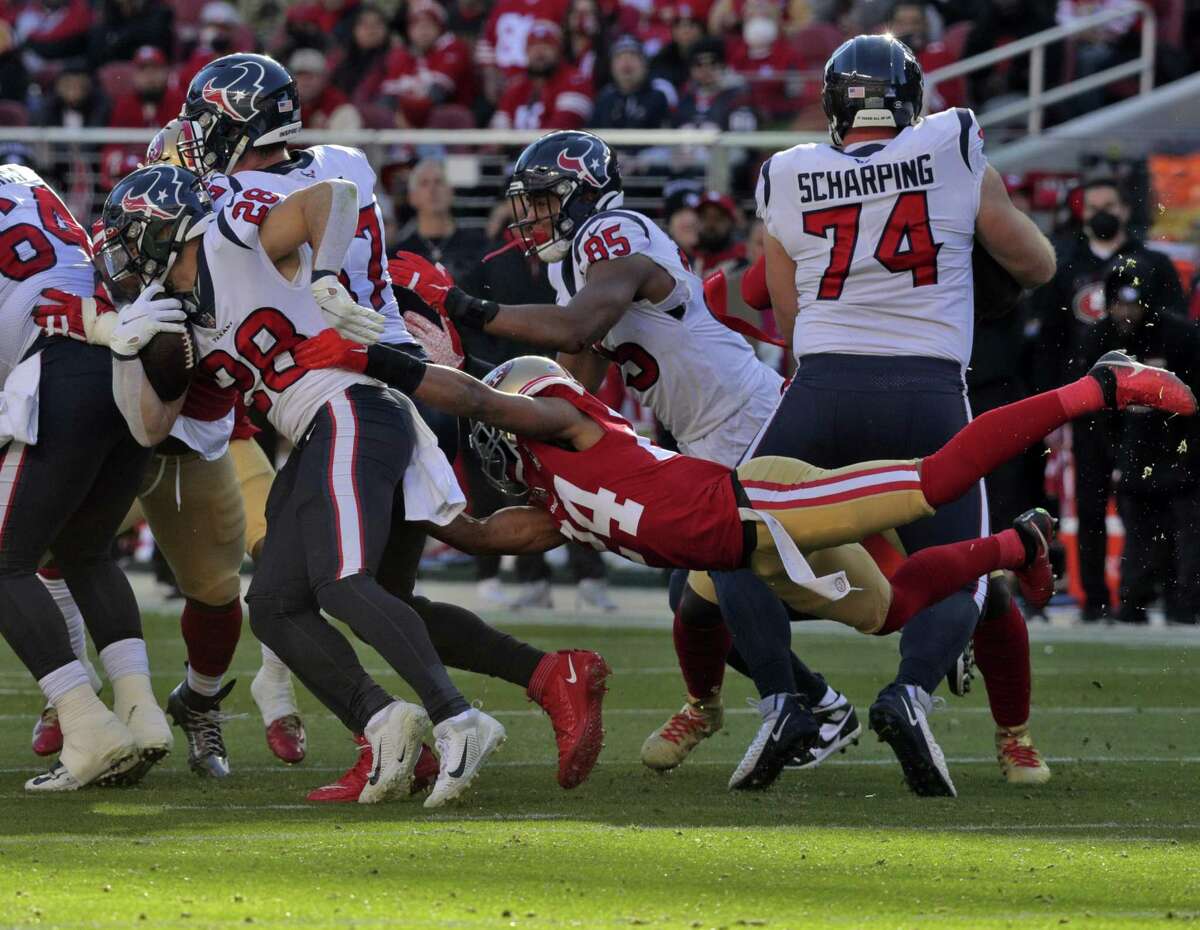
[139,326,196,402]
[972,239,1024,320]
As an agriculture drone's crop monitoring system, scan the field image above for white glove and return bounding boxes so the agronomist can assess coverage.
[109,284,187,358]
[311,274,386,346]
[402,311,465,369]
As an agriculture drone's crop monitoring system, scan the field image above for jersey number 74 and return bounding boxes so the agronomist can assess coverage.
[804,191,942,300]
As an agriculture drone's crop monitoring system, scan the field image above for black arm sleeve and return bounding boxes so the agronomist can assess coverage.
[364,344,428,395]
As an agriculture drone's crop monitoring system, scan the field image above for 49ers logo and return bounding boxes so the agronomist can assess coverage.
[556,146,606,189]
[201,59,268,121]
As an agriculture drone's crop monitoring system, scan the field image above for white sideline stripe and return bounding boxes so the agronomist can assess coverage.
[742,467,920,504]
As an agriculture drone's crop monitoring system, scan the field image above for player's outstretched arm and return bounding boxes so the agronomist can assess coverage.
[976,166,1057,288]
[764,233,799,349]
[423,507,565,556]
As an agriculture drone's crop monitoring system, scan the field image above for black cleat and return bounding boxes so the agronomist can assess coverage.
[786,693,861,769]
[728,694,819,790]
[868,683,956,797]
[945,639,975,697]
[167,679,236,778]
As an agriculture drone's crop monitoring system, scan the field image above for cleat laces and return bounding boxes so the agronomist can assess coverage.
[1001,739,1043,768]
[661,708,707,745]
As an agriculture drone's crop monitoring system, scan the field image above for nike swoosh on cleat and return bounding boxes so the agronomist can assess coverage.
[368,750,383,786]
[564,656,577,684]
[770,713,791,742]
[448,736,471,778]
[902,698,920,728]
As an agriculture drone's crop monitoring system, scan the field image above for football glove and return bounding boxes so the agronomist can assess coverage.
[402,309,465,369]
[33,287,115,345]
[109,284,187,358]
[389,252,454,312]
[310,274,386,345]
[293,328,368,373]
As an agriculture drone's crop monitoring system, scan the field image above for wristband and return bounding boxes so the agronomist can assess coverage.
[364,343,428,395]
[444,287,499,329]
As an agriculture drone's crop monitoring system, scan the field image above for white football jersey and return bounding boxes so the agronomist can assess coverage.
[757,108,987,368]
[0,165,94,381]
[192,187,379,444]
[207,145,413,347]
[548,208,782,465]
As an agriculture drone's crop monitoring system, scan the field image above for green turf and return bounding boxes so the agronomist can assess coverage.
[1,613,1197,930]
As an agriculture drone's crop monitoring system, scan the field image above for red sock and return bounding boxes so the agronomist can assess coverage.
[672,611,732,700]
[877,530,1027,635]
[38,563,62,581]
[920,377,1103,507]
[181,598,243,678]
[974,596,1032,729]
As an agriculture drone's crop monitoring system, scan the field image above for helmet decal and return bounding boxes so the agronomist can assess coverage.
[118,166,186,221]
[200,58,268,122]
[556,146,605,189]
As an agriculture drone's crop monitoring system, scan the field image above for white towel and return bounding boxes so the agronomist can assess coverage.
[0,352,41,447]
[738,507,856,603]
[392,389,466,525]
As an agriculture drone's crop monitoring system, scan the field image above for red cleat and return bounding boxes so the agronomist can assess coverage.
[411,743,439,795]
[306,735,438,802]
[528,649,611,789]
[265,714,307,764]
[1091,350,1197,416]
[1012,508,1057,609]
[31,705,62,757]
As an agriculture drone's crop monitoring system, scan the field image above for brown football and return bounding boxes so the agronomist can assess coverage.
[139,326,196,402]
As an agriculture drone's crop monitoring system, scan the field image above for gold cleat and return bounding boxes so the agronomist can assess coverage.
[997,724,1051,785]
[641,696,724,771]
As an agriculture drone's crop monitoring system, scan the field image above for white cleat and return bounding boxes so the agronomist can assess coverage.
[112,699,174,786]
[575,578,617,612]
[26,711,138,792]
[424,709,506,809]
[357,701,430,804]
[508,580,553,610]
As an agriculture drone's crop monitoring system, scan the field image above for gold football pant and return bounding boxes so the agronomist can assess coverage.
[688,456,934,634]
[229,437,275,563]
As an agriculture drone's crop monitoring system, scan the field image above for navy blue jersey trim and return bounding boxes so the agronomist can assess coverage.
[561,251,579,298]
[261,149,315,176]
[760,157,773,208]
[216,209,250,249]
[195,242,217,321]
[955,109,974,171]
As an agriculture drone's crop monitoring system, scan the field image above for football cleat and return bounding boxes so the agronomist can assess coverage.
[529,650,611,789]
[1089,350,1197,415]
[509,579,553,609]
[786,692,861,769]
[728,694,819,791]
[32,704,63,757]
[1012,508,1057,609]
[26,712,138,792]
[166,679,235,778]
[575,578,618,612]
[996,724,1051,785]
[424,708,506,809]
[641,697,724,771]
[411,742,440,794]
[869,683,956,797]
[307,734,371,803]
[108,692,174,787]
[265,715,307,765]
[358,701,430,804]
[946,639,975,697]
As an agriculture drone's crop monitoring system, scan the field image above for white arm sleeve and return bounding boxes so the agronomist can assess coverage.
[311,178,361,279]
[111,356,184,448]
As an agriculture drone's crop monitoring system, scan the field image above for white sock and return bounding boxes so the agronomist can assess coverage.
[187,666,223,698]
[258,643,291,682]
[816,686,839,709]
[99,639,150,683]
[54,682,112,735]
[38,660,90,706]
[40,575,102,692]
[112,673,157,719]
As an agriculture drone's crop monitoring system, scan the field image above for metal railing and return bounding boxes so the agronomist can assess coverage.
[925,1,1156,136]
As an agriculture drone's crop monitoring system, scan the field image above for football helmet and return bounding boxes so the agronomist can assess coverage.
[468,356,580,494]
[506,130,623,263]
[142,118,199,169]
[179,53,301,176]
[821,34,923,146]
[98,165,212,303]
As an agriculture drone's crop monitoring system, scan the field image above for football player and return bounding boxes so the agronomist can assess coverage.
[99,163,506,807]
[296,336,1193,788]
[751,34,1059,794]
[0,161,173,791]
[391,130,861,790]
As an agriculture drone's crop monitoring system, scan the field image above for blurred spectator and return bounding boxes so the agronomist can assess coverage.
[674,38,756,132]
[87,0,173,68]
[1031,178,1185,621]
[280,0,357,54]
[380,1,475,127]
[491,20,594,130]
[477,0,570,102]
[650,2,706,92]
[0,20,30,104]
[328,4,395,112]
[564,0,610,87]
[708,0,810,37]
[1085,259,1200,625]
[393,159,488,285]
[290,48,362,131]
[693,191,746,277]
[108,46,183,129]
[35,61,109,127]
[12,0,91,76]
[665,201,701,265]
[179,2,243,88]
[963,0,1057,109]
[1056,0,1136,116]
[591,36,671,130]
[888,0,966,110]
[725,0,807,125]
[447,0,489,43]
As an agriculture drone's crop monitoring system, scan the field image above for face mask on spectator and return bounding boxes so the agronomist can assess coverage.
[1088,210,1122,241]
[743,17,778,48]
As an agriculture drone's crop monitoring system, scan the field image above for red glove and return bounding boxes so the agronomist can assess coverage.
[33,287,114,342]
[389,251,455,313]
[293,328,369,373]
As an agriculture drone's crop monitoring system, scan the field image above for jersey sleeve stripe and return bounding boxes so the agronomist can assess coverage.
[216,209,250,250]
[955,108,974,171]
[760,157,773,208]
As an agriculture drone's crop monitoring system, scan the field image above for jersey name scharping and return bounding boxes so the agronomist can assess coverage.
[796,152,934,205]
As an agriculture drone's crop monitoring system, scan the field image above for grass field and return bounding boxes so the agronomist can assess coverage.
[1,604,1198,930]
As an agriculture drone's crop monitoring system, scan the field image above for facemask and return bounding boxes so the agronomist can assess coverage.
[742,17,778,48]
[1088,209,1122,241]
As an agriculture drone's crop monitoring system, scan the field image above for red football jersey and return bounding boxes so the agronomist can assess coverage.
[381,35,476,126]
[516,380,746,570]
[476,0,570,72]
[491,63,593,130]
